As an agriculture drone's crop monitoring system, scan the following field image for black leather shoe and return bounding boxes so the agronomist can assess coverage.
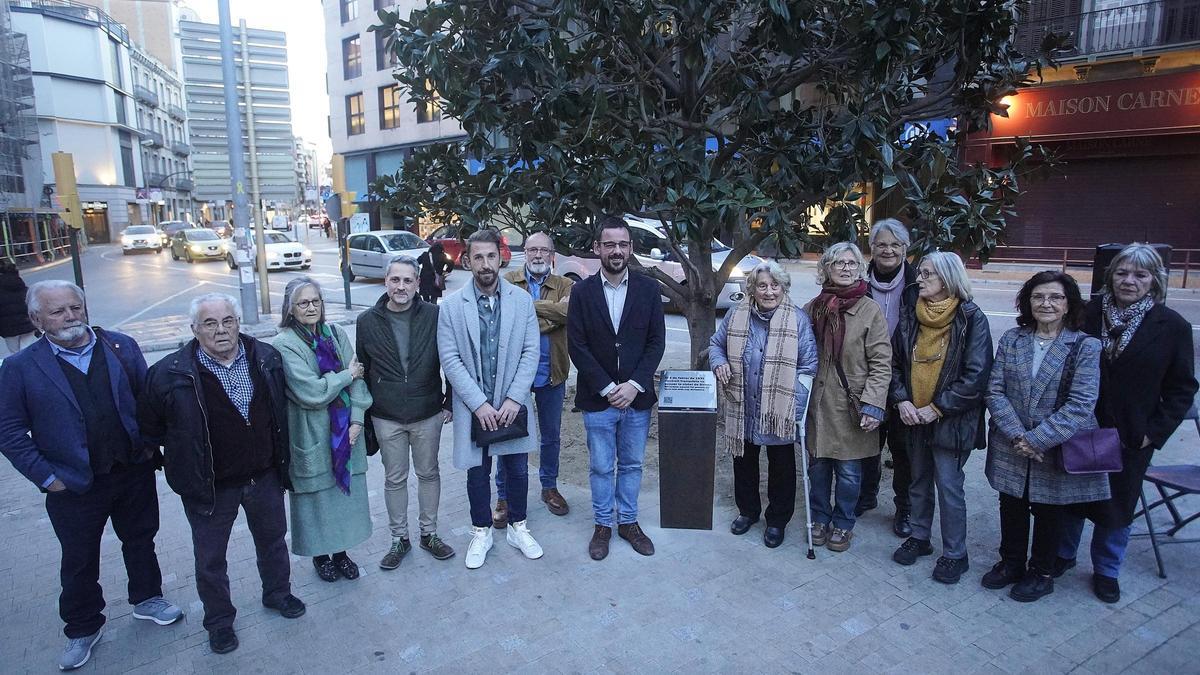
[892,537,934,566]
[1092,574,1120,604]
[730,515,758,535]
[1010,573,1054,602]
[893,511,913,538]
[763,526,785,548]
[932,555,970,584]
[334,555,360,580]
[981,560,1026,590]
[313,556,338,582]
[264,594,306,619]
[1051,556,1077,578]
[208,627,238,654]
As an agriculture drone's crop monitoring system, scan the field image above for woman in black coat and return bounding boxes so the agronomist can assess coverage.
[1059,244,1198,604]
[0,259,36,354]
[417,242,452,303]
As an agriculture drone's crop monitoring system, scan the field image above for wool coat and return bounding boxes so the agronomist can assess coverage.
[273,324,373,494]
[438,278,541,470]
[803,295,893,461]
[0,268,34,338]
[985,327,1110,505]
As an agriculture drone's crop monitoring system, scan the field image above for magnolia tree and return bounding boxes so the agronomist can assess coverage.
[369,0,1060,368]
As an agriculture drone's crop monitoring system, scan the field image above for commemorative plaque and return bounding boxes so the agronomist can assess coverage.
[657,370,719,530]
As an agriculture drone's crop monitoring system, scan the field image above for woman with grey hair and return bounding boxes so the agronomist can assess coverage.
[1058,244,1197,603]
[710,261,818,548]
[859,218,919,535]
[803,242,893,553]
[273,277,374,582]
[889,251,993,584]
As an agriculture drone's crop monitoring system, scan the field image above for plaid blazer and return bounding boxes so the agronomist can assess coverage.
[984,327,1110,504]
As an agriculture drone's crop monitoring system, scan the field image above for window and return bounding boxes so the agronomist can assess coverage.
[342,36,362,79]
[114,92,127,126]
[345,93,365,135]
[340,0,358,23]
[118,132,136,187]
[110,41,123,87]
[416,79,441,124]
[375,28,398,70]
[379,85,401,130]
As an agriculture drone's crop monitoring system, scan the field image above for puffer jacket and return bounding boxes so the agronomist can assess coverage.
[889,300,994,454]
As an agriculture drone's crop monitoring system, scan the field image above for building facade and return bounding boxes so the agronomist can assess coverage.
[966,0,1200,258]
[180,18,298,221]
[130,45,194,224]
[13,0,146,245]
[294,136,318,209]
[323,0,464,231]
[76,0,179,71]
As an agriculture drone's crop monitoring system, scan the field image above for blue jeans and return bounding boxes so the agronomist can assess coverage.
[496,383,565,499]
[583,407,652,527]
[467,448,528,528]
[1059,514,1131,578]
[808,457,863,531]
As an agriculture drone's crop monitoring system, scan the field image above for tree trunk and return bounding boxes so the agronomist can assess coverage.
[684,297,717,370]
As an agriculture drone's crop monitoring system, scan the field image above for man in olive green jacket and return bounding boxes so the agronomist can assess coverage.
[494,231,574,522]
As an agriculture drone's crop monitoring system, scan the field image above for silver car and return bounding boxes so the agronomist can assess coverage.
[347,231,429,281]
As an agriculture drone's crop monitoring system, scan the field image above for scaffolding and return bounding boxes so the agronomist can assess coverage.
[0,0,61,264]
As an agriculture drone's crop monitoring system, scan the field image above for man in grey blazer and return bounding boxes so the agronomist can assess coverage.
[438,229,544,569]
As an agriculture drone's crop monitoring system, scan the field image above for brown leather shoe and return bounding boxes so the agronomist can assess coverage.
[542,488,569,516]
[589,525,611,560]
[492,499,508,529]
[617,522,655,556]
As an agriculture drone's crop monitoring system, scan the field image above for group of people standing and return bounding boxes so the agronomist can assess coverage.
[711,223,1196,604]
[0,216,665,670]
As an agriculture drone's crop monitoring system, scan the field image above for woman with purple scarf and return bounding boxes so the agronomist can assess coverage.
[275,277,374,582]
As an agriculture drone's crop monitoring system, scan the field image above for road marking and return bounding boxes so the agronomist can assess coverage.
[115,281,209,328]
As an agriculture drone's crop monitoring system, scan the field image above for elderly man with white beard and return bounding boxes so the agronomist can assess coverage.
[492,231,575,524]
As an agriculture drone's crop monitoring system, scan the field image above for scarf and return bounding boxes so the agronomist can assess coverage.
[295,323,353,495]
[722,299,799,456]
[810,280,869,364]
[910,296,959,408]
[868,263,906,337]
[1101,292,1154,359]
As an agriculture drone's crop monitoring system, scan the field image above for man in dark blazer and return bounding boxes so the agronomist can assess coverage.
[567,215,666,561]
[0,281,181,671]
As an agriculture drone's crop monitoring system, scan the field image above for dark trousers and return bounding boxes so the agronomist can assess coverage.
[733,441,796,528]
[182,470,291,632]
[45,461,163,638]
[497,382,566,498]
[998,491,1064,575]
[859,426,911,511]
[468,447,528,527]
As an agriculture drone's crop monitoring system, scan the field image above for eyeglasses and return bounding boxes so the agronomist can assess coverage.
[1030,293,1067,305]
[830,260,860,270]
[198,317,239,332]
[917,269,938,279]
[525,247,553,256]
[295,298,323,310]
[598,241,631,252]
[871,242,905,251]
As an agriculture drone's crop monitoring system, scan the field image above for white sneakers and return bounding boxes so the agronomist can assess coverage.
[465,526,493,569]
[465,521,544,569]
[507,520,544,560]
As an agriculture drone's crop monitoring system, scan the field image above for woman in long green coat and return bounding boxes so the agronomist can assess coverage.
[275,277,373,582]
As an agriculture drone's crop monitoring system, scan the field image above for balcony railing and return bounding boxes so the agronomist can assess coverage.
[1016,0,1200,60]
[167,104,187,121]
[133,84,159,107]
[145,172,168,188]
[175,178,194,192]
[140,129,164,148]
[171,142,190,156]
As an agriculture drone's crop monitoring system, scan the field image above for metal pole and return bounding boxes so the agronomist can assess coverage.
[240,20,269,313]
[218,0,258,323]
[68,227,84,289]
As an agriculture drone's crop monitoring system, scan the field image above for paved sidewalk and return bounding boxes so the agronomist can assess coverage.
[122,301,368,353]
[2,401,1200,673]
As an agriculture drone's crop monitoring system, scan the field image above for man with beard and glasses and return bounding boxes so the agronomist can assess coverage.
[438,228,543,569]
[568,215,666,560]
[0,281,182,671]
[357,256,455,569]
[493,231,575,524]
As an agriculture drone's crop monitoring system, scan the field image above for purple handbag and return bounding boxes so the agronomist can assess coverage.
[1054,340,1124,475]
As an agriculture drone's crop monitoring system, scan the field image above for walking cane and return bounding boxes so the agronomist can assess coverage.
[797,374,815,560]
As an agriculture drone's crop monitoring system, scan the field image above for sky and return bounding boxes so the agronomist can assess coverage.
[182,0,333,166]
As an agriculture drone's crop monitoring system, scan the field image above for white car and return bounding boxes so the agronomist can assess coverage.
[554,216,762,309]
[120,225,163,254]
[226,231,312,271]
[346,230,429,281]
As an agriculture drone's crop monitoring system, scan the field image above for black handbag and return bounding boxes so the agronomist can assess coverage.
[470,405,529,446]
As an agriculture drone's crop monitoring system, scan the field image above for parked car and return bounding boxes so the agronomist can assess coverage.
[170,229,226,263]
[425,225,512,269]
[208,220,233,238]
[308,214,323,229]
[226,231,312,271]
[120,225,162,254]
[346,230,429,281]
[553,216,761,309]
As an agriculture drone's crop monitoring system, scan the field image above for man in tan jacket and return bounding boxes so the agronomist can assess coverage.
[493,231,574,522]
